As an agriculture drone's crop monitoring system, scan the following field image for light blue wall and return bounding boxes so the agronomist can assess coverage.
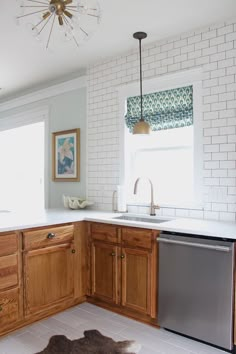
[0,87,87,208]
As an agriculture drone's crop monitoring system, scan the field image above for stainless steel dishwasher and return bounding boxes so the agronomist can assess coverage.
[157,232,234,351]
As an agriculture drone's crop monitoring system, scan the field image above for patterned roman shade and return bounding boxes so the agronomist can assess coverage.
[125,85,193,132]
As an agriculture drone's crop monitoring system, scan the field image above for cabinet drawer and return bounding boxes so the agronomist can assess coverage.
[23,225,74,250]
[0,254,18,290]
[91,223,120,244]
[0,288,19,328]
[122,228,152,249]
[0,234,18,256]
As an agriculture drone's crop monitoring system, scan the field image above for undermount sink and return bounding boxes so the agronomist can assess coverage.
[113,215,169,224]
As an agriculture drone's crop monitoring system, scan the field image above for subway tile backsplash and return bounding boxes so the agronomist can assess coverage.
[87,18,236,221]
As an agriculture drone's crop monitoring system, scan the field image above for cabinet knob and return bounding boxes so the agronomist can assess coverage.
[110,252,116,257]
[47,233,55,239]
[71,249,76,254]
[121,254,125,259]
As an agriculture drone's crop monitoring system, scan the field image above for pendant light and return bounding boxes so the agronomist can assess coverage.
[133,32,151,135]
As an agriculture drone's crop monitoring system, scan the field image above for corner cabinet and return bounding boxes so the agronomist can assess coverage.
[87,222,159,322]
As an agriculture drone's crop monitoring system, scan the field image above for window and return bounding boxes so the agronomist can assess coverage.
[121,77,202,208]
[126,126,194,206]
[0,121,45,211]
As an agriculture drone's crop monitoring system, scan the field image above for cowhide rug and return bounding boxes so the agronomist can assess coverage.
[36,329,141,354]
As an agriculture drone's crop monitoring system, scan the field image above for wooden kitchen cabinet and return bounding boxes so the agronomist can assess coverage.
[0,232,22,332]
[0,288,20,327]
[23,224,76,317]
[121,227,157,318]
[0,222,87,337]
[24,243,75,316]
[88,222,158,322]
[0,254,18,291]
[121,247,152,315]
[91,241,119,305]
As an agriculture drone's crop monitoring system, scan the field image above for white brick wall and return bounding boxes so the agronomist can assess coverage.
[87,18,236,221]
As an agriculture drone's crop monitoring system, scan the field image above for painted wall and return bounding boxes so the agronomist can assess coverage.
[0,87,87,208]
[87,18,236,221]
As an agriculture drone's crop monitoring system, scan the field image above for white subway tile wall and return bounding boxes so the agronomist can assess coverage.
[87,19,236,221]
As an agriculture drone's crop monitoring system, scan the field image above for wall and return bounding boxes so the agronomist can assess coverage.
[87,18,236,221]
[0,86,86,208]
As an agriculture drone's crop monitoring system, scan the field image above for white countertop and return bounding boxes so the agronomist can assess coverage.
[0,208,236,240]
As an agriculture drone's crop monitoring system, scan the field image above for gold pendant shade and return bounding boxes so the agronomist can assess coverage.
[133,119,151,135]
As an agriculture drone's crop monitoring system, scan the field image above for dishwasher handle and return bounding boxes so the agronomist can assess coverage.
[157,237,232,252]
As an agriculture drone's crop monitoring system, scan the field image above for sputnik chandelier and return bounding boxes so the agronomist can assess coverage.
[17,0,101,49]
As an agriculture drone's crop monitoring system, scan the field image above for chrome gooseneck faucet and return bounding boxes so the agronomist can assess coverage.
[133,177,160,216]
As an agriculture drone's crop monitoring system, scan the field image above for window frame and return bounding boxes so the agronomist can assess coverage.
[117,68,203,209]
[0,107,49,208]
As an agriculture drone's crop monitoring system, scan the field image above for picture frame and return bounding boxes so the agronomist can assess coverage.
[52,128,80,182]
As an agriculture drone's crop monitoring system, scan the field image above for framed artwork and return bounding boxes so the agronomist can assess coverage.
[52,128,80,182]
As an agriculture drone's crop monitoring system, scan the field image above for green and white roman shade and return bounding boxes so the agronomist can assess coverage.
[125,85,193,133]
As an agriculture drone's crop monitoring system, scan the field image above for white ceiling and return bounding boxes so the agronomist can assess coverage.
[0,0,236,102]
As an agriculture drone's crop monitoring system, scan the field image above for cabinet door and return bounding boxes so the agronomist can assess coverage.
[121,247,152,315]
[24,243,74,316]
[0,288,19,328]
[91,242,119,304]
[0,254,18,291]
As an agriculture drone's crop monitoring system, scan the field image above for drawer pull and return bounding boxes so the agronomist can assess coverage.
[121,254,125,259]
[110,252,116,257]
[0,305,2,312]
[71,249,76,254]
[47,233,55,239]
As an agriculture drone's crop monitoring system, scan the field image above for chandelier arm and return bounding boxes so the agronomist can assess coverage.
[38,13,53,35]
[26,0,49,4]
[62,14,80,48]
[32,16,47,29]
[66,8,100,16]
[63,0,73,4]
[78,6,97,10]
[80,26,88,36]
[87,14,99,18]
[46,13,56,49]
[20,6,49,8]
[17,9,49,19]
[62,13,72,29]
[72,35,80,48]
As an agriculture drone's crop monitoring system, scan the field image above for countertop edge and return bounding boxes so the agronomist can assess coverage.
[0,209,235,240]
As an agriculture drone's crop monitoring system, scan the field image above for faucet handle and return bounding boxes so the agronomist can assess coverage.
[150,203,160,216]
[154,204,160,210]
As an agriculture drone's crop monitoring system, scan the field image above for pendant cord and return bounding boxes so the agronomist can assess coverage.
[139,38,143,121]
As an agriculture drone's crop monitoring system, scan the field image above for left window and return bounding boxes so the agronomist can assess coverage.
[0,121,45,211]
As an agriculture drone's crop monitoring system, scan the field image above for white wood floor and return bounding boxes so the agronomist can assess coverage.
[0,303,227,353]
